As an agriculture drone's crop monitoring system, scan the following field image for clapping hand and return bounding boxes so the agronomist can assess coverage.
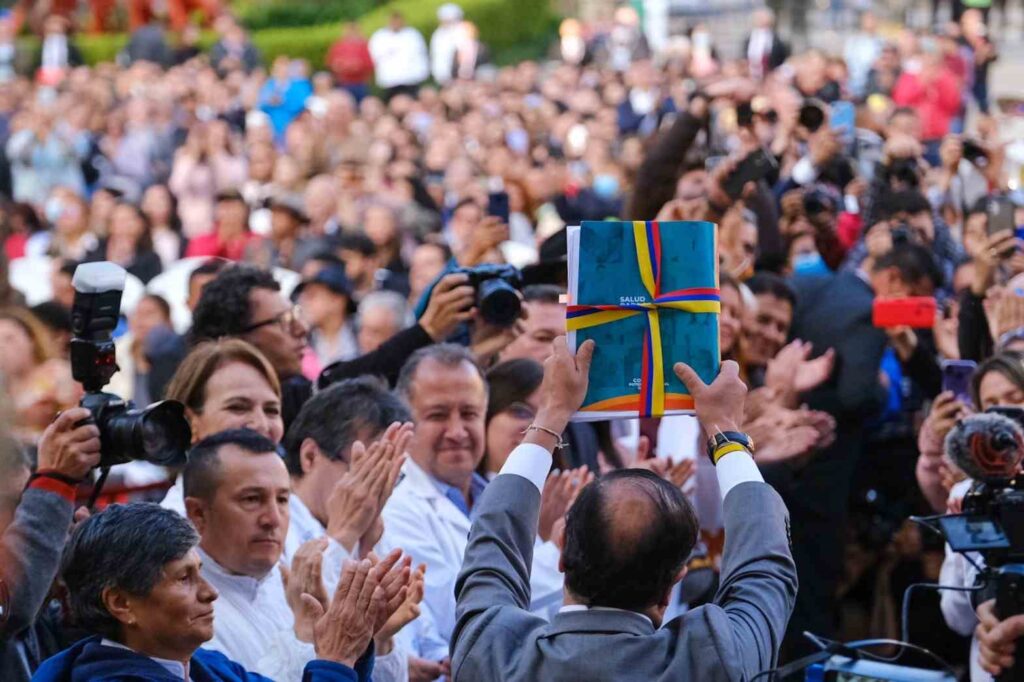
[325,422,412,553]
[304,559,384,668]
[376,562,426,644]
[281,538,329,643]
[538,466,593,543]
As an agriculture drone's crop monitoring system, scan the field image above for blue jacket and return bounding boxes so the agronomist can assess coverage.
[32,636,370,682]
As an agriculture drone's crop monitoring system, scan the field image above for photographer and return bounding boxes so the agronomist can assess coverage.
[0,408,99,681]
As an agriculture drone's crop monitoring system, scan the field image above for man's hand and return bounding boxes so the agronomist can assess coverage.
[280,538,329,643]
[973,230,1017,296]
[462,216,510,266]
[325,423,411,553]
[532,338,595,438]
[37,408,102,480]
[885,325,918,362]
[409,657,450,682]
[305,559,383,668]
[376,562,426,644]
[537,467,592,542]
[765,340,835,403]
[419,273,476,341]
[808,128,841,167]
[674,360,747,442]
[976,599,1024,676]
[470,308,527,367]
[926,391,969,444]
[995,290,1024,340]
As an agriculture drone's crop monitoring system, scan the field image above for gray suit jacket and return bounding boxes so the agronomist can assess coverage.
[451,475,797,681]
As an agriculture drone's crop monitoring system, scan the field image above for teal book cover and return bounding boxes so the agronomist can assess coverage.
[567,220,720,420]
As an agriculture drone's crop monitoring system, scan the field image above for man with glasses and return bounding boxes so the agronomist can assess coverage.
[192,264,313,428]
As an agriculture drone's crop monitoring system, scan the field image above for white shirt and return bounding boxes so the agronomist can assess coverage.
[368,27,429,89]
[429,24,460,84]
[198,548,316,682]
[381,459,565,656]
[746,28,773,79]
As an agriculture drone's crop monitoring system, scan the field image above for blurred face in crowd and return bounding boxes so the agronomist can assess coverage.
[978,369,1024,410]
[299,283,348,327]
[338,248,374,288]
[742,293,792,367]
[501,300,564,363]
[409,244,448,301]
[215,199,248,236]
[187,446,290,578]
[485,386,540,473]
[187,361,283,445]
[719,284,744,358]
[450,201,483,249]
[106,548,217,658]
[109,204,146,247]
[962,211,988,258]
[130,296,170,343]
[358,305,402,353]
[248,144,276,183]
[242,288,309,378]
[0,318,36,378]
[364,205,399,249]
[269,207,301,242]
[141,185,174,228]
[406,358,487,491]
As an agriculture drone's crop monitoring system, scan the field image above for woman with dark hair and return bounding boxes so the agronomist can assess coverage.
[141,183,188,269]
[33,503,383,682]
[84,201,163,283]
[480,357,545,477]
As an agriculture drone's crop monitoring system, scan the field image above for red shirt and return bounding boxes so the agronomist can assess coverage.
[892,69,962,141]
[185,229,259,262]
[326,38,374,85]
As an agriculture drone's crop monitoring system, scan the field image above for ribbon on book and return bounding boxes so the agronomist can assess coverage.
[566,220,720,417]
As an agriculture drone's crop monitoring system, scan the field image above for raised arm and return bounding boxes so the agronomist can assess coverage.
[451,339,593,660]
[675,361,798,679]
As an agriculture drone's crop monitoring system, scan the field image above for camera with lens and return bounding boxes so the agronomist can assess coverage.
[890,223,913,246]
[932,407,1024,679]
[70,262,191,470]
[452,263,523,327]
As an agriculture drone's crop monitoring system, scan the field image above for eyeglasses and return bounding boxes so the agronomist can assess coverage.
[241,305,305,335]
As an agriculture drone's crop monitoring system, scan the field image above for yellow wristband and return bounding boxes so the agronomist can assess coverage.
[711,442,749,465]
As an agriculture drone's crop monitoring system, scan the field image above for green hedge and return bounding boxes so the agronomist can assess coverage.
[41,0,557,71]
[232,0,375,31]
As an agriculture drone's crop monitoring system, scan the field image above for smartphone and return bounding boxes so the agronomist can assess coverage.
[871,297,937,329]
[987,196,1015,236]
[722,149,778,199]
[830,101,856,144]
[941,359,977,406]
[962,139,988,166]
[486,191,510,224]
[736,100,754,128]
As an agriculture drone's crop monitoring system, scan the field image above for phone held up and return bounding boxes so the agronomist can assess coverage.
[941,359,977,407]
[872,297,937,329]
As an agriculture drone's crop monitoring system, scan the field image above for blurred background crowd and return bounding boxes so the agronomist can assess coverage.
[2,0,1024,680]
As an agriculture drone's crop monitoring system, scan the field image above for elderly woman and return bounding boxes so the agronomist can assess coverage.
[32,503,382,681]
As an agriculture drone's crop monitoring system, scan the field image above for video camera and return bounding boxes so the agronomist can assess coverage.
[933,407,1024,681]
[451,263,523,327]
[70,262,191,472]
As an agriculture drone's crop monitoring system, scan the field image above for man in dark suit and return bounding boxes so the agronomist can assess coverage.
[767,243,942,659]
[743,8,789,79]
[451,339,797,681]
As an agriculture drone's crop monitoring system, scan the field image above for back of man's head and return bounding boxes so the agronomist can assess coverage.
[191,265,280,343]
[183,428,280,502]
[283,377,411,477]
[872,243,943,292]
[562,469,698,611]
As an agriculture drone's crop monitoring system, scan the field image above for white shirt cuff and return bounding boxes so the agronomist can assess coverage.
[715,450,764,499]
[498,443,553,493]
[791,155,818,186]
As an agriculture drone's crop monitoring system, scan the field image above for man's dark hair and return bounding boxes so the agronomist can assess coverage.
[746,272,797,309]
[562,469,699,610]
[183,428,279,502]
[522,284,565,305]
[61,503,199,639]
[878,189,931,220]
[191,265,280,342]
[305,250,346,269]
[188,258,228,288]
[396,343,485,401]
[283,377,411,477]
[871,243,944,291]
[336,233,377,258]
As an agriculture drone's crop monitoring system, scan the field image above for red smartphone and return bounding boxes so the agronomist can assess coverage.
[872,297,937,329]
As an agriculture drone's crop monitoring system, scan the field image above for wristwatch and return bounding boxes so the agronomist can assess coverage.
[706,431,755,464]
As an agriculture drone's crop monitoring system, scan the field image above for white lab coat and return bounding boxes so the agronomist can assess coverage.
[381,459,564,653]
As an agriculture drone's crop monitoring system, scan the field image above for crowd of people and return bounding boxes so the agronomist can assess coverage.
[3,1,1024,680]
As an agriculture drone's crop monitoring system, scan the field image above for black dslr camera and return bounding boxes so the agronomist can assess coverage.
[70,262,191,470]
[452,264,523,327]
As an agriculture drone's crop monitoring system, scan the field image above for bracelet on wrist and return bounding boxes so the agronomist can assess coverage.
[706,430,755,465]
[523,424,568,450]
